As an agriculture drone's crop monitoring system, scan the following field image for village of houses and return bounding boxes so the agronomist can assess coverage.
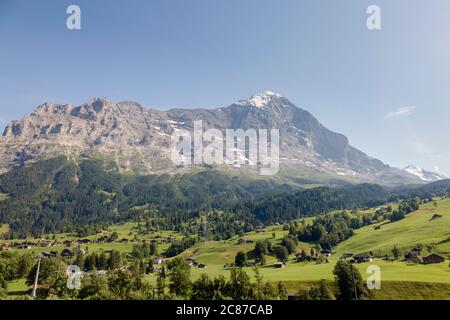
[1,228,448,278]
[0,230,214,275]
[232,236,447,269]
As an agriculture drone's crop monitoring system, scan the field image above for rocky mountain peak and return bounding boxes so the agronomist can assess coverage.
[236,91,287,108]
[0,94,424,184]
[33,102,71,115]
[88,97,114,112]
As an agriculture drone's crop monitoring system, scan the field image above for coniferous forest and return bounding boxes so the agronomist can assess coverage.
[0,157,448,239]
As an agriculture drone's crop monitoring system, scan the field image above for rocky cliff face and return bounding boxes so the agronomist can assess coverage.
[0,92,420,183]
[1,98,175,174]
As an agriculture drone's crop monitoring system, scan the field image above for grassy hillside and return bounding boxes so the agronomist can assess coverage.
[167,198,450,298]
[335,198,450,256]
[164,198,450,292]
[184,238,450,285]
[6,279,28,298]
[283,280,450,300]
[3,199,450,300]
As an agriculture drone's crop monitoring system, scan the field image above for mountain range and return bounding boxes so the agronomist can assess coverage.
[0,92,443,185]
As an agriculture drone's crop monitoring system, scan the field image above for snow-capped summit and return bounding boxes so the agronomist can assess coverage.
[403,165,447,182]
[236,91,283,108]
[0,92,426,185]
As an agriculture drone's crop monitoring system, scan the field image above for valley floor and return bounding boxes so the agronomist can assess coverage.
[2,199,450,300]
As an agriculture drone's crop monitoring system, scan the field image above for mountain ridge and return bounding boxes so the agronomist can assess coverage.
[0,92,422,185]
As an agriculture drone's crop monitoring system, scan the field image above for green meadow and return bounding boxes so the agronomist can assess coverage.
[2,199,450,299]
[170,199,450,298]
[335,199,450,256]
[6,279,28,298]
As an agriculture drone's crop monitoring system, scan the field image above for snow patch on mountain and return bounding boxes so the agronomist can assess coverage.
[403,165,447,182]
[237,91,282,108]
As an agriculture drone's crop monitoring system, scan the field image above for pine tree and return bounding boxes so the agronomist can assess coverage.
[235,251,247,267]
[333,260,368,300]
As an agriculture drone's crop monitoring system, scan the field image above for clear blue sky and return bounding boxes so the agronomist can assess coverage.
[1,0,449,174]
